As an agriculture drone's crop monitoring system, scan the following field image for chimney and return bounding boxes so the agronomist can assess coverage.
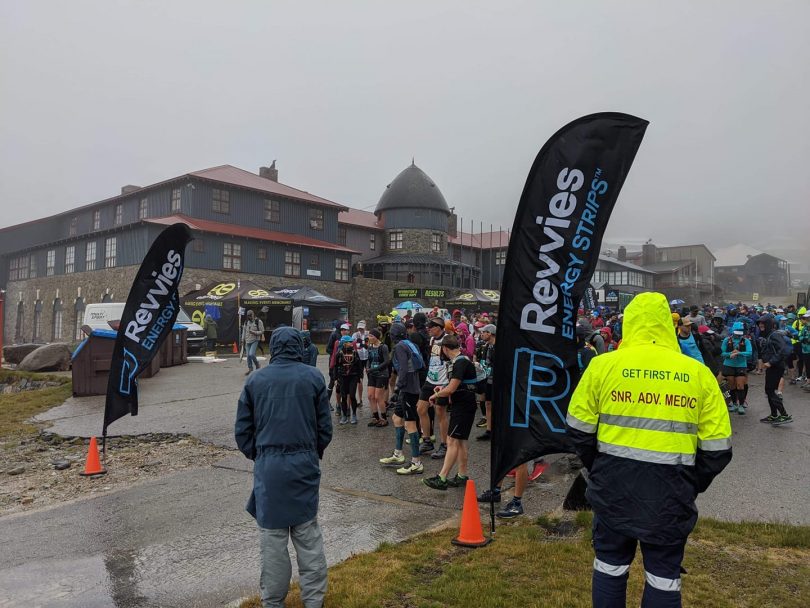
[642,242,656,266]
[447,209,458,238]
[121,185,141,195]
[618,246,627,262]
[259,160,278,182]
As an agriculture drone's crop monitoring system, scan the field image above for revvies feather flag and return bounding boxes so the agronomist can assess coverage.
[103,223,192,438]
[491,113,648,487]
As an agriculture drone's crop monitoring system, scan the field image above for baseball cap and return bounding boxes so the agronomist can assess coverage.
[482,324,496,335]
[428,317,445,329]
[732,321,744,335]
[452,309,462,316]
[698,325,714,335]
[357,320,366,329]
[802,311,810,319]
[680,317,692,326]
[340,335,353,344]
[340,323,351,330]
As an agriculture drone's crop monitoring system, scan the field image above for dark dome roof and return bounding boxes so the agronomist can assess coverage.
[374,162,450,216]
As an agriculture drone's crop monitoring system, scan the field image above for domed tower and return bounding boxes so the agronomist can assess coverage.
[375,161,451,255]
[362,162,477,288]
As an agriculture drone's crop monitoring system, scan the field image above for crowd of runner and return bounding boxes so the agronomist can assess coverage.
[243,299,807,519]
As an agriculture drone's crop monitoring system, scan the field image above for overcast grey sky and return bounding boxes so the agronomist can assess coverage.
[2,1,808,260]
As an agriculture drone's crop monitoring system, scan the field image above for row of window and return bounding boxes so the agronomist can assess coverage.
[68,189,184,236]
[593,270,652,288]
[13,297,103,343]
[9,239,117,280]
[220,243,350,281]
[385,231,445,253]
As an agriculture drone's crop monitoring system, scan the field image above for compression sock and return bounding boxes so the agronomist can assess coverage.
[395,426,405,451]
[409,432,420,458]
[742,384,749,403]
[729,389,738,405]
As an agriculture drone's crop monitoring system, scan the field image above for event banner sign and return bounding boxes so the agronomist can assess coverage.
[491,113,648,487]
[103,223,192,439]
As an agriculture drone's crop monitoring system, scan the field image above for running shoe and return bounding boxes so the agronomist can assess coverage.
[476,417,488,428]
[496,498,524,519]
[727,403,737,412]
[396,461,424,475]
[379,452,405,465]
[339,415,348,425]
[477,488,501,503]
[446,474,469,488]
[759,415,779,424]
[367,417,380,427]
[350,414,358,425]
[376,418,389,427]
[476,430,492,441]
[772,415,794,426]
[431,444,447,459]
[736,405,746,416]
[419,440,435,454]
[529,461,548,481]
[423,475,448,490]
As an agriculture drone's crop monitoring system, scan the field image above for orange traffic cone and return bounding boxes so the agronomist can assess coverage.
[232,341,238,354]
[452,479,492,548]
[80,437,107,476]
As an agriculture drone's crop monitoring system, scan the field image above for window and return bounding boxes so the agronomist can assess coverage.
[46,250,56,276]
[114,204,123,226]
[284,251,301,277]
[389,230,403,250]
[139,198,148,219]
[338,226,347,246]
[29,255,37,278]
[33,301,43,342]
[15,302,24,342]
[335,258,349,282]
[193,239,205,253]
[105,237,117,268]
[52,300,63,341]
[212,188,230,214]
[65,245,75,274]
[9,255,29,281]
[171,188,182,212]
[495,250,507,265]
[257,246,267,260]
[309,208,323,230]
[223,242,241,270]
[265,199,280,223]
[86,242,97,271]
[69,217,78,237]
[93,210,101,230]
[369,234,376,251]
[310,254,320,270]
[431,233,442,253]
[74,298,85,340]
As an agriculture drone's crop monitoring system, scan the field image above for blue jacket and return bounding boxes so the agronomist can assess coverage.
[678,332,705,364]
[235,327,333,529]
[720,335,752,368]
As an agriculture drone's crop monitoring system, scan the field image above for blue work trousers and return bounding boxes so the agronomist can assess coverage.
[592,515,685,608]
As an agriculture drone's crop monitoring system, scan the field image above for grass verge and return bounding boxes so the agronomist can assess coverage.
[0,370,71,441]
[239,513,810,608]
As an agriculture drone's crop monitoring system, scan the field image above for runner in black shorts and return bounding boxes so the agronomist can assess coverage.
[423,335,479,490]
[365,329,390,427]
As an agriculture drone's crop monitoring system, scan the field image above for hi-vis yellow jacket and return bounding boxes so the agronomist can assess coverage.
[567,292,732,543]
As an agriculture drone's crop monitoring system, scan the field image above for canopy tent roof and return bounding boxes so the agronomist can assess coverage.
[445,288,501,306]
[271,285,347,307]
[183,279,292,307]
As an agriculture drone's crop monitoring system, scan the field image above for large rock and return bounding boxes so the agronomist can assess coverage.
[17,343,72,372]
[3,344,41,365]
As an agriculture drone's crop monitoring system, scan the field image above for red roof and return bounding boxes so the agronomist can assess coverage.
[190,165,346,209]
[146,215,359,254]
[448,230,511,250]
[338,208,382,229]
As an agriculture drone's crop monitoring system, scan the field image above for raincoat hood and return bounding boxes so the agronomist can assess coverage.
[270,326,304,362]
[758,314,774,337]
[619,292,679,353]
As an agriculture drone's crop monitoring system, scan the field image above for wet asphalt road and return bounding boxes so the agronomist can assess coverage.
[2,357,808,607]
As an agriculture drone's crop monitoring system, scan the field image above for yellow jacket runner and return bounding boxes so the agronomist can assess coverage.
[567,292,732,544]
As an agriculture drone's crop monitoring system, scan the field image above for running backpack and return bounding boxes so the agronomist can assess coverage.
[398,339,425,371]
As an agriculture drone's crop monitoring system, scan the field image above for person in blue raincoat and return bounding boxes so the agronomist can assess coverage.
[235,326,333,608]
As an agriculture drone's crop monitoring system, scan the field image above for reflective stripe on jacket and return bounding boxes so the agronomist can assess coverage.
[567,292,732,544]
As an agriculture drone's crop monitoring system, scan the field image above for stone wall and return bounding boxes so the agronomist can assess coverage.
[350,277,450,325]
[387,228,446,256]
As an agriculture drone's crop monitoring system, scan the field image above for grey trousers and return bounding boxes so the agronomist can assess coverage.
[259,517,327,608]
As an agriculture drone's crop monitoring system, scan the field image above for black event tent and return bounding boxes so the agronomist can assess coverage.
[182,280,292,343]
[272,286,348,334]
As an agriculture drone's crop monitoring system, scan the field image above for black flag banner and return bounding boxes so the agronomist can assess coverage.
[103,223,193,439]
[491,113,648,489]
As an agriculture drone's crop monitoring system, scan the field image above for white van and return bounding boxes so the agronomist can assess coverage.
[83,303,206,352]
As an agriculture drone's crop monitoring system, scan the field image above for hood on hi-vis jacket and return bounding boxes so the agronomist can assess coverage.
[619,292,680,353]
